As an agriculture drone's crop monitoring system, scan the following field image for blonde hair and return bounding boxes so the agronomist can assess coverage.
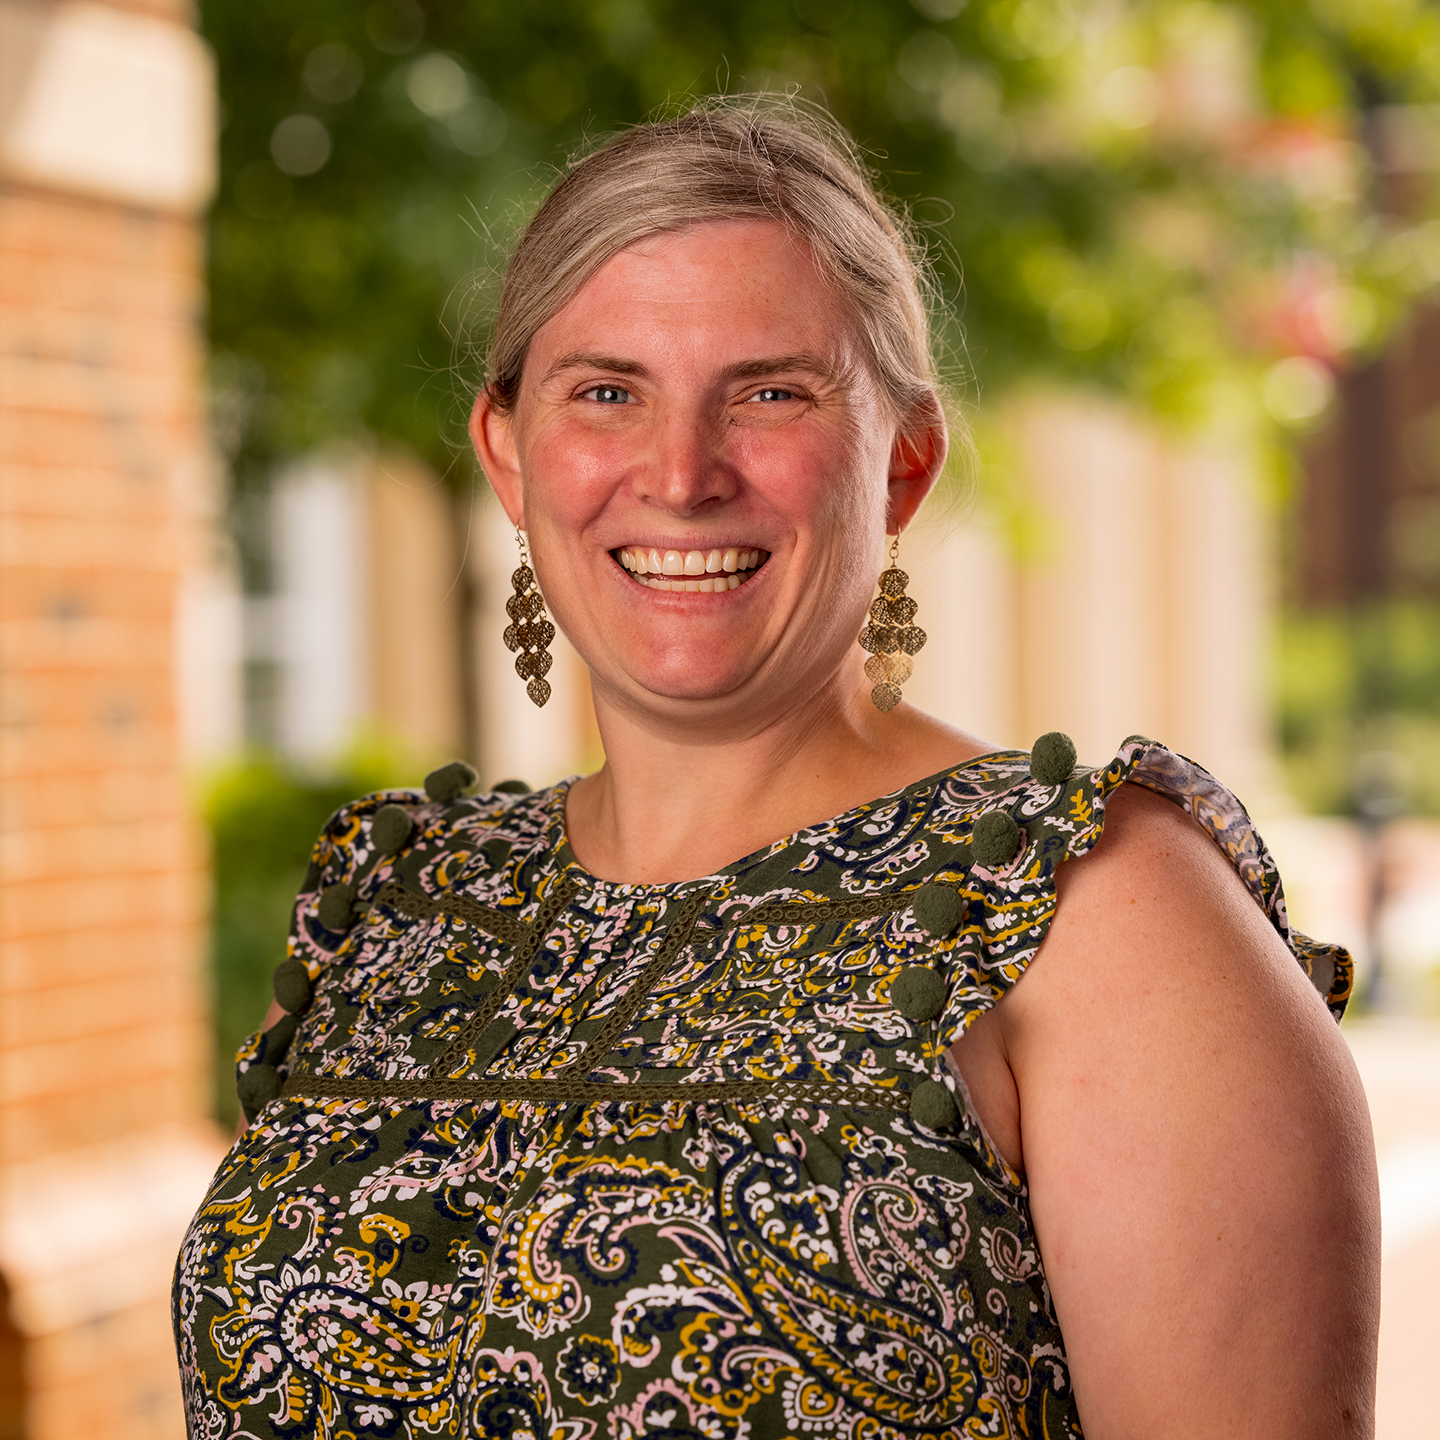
[483,95,946,430]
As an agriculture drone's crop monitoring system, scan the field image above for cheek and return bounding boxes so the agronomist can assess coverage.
[519,428,619,527]
[735,407,886,503]
[815,448,893,599]
[754,433,888,555]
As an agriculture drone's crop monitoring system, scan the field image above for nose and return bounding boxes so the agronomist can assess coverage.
[633,404,738,516]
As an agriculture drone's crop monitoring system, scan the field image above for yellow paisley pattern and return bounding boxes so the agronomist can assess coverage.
[174,738,1349,1439]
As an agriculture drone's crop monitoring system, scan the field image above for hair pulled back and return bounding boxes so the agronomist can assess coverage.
[484,94,944,429]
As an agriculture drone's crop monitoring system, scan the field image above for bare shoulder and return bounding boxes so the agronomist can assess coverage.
[1019,779,1335,1029]
[994,781,1380,1438]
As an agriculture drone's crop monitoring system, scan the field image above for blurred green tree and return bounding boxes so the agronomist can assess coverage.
[202,0,1440,482]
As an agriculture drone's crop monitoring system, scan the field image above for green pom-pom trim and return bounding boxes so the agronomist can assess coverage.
[891,965,947,1022]
[272,958,312,1014]
[237,1063,281,1120]
[911,883,965,939]
[491,778,532,795]
[424,760,478,803]
[371,803,413,854]
[316,881,357,931]
[261,1012,298,1062]
[971,810,1021,868]
[909,1079,958,1131]
[1030,730,1078,786]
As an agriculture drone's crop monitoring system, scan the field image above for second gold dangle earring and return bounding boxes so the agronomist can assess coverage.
[503,529,556,707]
[859,533,926,712]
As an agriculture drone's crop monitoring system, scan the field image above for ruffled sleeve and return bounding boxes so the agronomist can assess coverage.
[934,737,1352,1044]
[284,788,428,977]
[1100,737,1350,1015]
[233,787,426,1120]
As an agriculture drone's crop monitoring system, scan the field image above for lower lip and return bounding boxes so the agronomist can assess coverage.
[627,573,747,593]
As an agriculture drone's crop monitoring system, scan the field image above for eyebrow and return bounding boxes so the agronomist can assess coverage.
[540,351,839,385]
[541,353,650,385]
[723,353,837,382]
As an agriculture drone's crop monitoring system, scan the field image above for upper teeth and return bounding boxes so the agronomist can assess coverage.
[617,546,767,592]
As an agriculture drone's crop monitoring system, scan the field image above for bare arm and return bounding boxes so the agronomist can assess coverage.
[959,784,1379,1438]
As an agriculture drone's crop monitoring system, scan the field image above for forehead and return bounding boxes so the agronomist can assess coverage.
[532,218,857,361]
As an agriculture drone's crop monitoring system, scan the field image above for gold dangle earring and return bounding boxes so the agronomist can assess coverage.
[860,533,926,712]
[503,529,555,707]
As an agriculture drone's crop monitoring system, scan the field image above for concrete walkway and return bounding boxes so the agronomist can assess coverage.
[1343,1017,1440,1436]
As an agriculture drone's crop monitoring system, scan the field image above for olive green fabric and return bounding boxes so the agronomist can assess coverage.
[176,739,1351,1438]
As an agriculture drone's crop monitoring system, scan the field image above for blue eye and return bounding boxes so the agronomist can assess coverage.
[583,385,631,404]
[750,388,795,402]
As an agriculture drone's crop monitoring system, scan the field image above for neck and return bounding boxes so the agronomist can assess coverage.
[564,658,989,884]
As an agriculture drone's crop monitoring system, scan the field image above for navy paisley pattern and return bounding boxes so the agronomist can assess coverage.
[174,737,1350,1438]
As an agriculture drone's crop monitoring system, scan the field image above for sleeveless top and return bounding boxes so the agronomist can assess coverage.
[173,737,1350,1439]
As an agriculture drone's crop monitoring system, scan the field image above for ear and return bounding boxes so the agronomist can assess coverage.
[884,391,947,535]
[469,387,525,527]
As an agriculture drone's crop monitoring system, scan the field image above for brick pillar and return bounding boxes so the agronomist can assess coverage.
[0,2,222,1436]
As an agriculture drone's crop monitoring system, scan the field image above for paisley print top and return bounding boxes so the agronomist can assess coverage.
[173,737,1351,1440]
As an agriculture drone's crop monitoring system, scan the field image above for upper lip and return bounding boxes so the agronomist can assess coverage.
[610,542,770,552]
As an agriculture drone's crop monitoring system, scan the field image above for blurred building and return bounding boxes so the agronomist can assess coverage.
[0,1,221,1436]
[1298,301,1440,610]
[907,393,1276,802]
[1287,299,1440,1004]
[231,456,599,789]
[1274,107,1440,1009]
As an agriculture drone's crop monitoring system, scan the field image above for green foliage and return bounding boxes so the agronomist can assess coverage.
[205,745,416,1123]
[202,0,1440,483]
[1277,600,1440,816]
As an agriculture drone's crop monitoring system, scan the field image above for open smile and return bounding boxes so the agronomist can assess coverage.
[613,545,770,593]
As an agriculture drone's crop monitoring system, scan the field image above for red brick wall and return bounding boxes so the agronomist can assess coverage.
[0,182,210,1162]
[0,176,215,1436]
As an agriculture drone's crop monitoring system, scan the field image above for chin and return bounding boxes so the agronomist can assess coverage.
[605,642,764,707]
[631,666,757,706]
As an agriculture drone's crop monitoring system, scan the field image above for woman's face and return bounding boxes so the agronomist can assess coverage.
[473,217,941,725]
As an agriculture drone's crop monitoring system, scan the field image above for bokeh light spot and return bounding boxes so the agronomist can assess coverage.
[1263,355,1334,426]
[303,44,364,105]
[270,115,331,177]
[1098,66,1159,129]
[1049,289,1111,351]
[407,53,469,117]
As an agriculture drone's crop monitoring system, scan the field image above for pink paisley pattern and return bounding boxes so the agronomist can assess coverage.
[174,738,1349,1438]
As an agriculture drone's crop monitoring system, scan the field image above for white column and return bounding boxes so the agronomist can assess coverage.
[0,0,215,211]
[902,491,1020,750]
[271,462,368,768]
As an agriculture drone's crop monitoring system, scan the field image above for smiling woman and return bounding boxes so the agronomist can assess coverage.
[474,214,929,753]
[175,96,1380,1440]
